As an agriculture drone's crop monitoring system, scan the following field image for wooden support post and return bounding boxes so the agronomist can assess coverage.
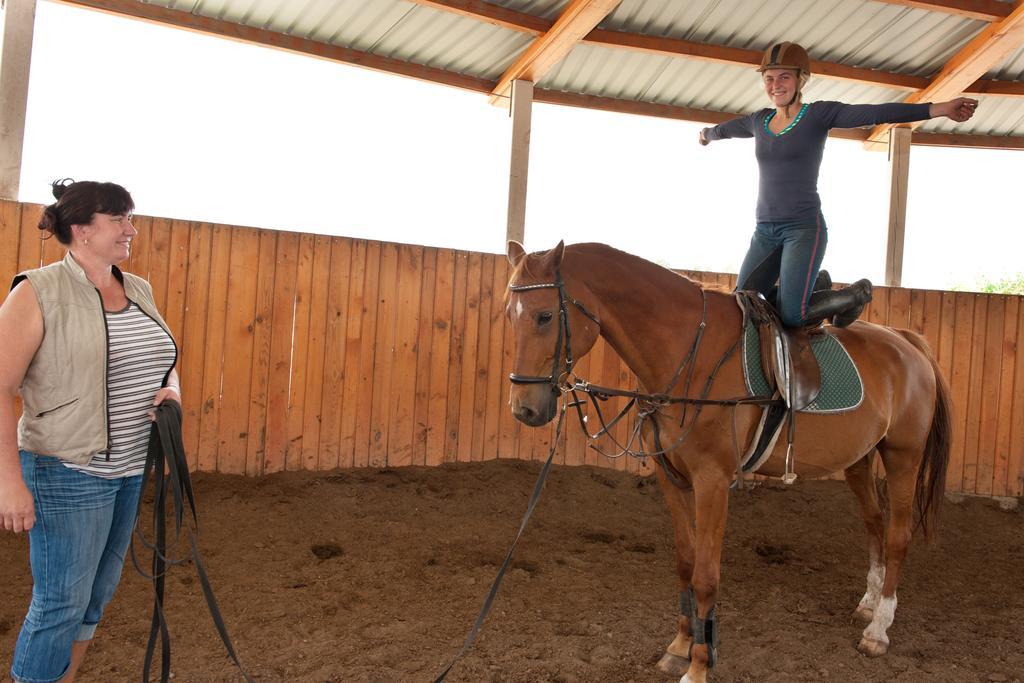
[0,0,38,200]
[885,127,911,288]
[506,79,533,247]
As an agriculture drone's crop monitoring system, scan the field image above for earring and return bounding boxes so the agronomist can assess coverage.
[84,239,89,246]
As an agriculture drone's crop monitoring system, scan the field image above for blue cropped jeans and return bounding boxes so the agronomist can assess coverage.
[11,451,142,683]
[736,214,828,327]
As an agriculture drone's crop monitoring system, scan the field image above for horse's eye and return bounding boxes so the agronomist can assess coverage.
[537,311,554,326]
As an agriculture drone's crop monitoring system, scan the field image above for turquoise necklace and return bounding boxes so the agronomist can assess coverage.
[764,103,809,136]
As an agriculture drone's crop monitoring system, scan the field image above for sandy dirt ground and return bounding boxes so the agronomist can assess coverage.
[1,458,1022,682]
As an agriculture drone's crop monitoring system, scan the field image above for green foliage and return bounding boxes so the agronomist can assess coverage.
[952,274,1024,295]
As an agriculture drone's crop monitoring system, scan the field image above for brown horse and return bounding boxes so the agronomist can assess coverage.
[504,241,951,683]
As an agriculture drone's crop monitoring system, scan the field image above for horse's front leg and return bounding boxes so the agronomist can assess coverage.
[651,463,697,678]
[679,471,731,683]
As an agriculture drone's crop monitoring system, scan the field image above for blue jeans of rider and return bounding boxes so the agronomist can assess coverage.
[736,214,828,327]
[11,451,142,683]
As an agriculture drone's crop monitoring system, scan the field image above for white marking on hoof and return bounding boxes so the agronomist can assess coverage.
[681,673,706,683]
[860,594,896,656]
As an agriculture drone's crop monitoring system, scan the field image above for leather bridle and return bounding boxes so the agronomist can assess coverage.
[507,269,600,389]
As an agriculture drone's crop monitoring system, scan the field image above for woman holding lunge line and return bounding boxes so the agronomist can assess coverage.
[0,179,180,683]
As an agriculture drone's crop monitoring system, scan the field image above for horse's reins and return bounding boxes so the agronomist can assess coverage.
[508,270,779,475]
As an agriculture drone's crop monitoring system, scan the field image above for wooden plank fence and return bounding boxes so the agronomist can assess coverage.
[2,200,1021,498]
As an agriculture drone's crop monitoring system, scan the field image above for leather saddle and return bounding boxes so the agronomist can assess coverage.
[737,292,823,411]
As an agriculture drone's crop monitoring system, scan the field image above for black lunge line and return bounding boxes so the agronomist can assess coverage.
[131,400,253,682]
[432,400,568,682]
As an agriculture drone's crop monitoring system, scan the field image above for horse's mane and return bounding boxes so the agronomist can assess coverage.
[564,242,701,288]
[515,243,698,283]
[506,242,703,306]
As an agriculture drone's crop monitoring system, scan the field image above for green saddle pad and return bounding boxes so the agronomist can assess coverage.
[742,319,863,413]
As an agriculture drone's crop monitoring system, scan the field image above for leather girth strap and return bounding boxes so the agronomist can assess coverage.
[133,400,253,682]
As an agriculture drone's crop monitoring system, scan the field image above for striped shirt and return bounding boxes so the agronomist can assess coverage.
[64,302,176,478]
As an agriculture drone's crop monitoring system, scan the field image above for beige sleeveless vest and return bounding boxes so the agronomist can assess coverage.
[15,252,176,464]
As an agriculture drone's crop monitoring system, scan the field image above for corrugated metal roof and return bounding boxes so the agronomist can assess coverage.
[545,44,918,109]
[156,0,532,78]
[921,93,1024,136]
[990,42,1024,81]
[598,0,990,76]
[83,0,1024,145]
[371,7,529,78]
[495,0,571,21]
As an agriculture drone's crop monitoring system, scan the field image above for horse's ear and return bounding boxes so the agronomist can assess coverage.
[552,240,565,268]
[507,240,526,267]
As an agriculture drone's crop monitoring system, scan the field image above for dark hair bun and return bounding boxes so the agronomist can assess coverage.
[51,178,74,201]
[39,205,60,235]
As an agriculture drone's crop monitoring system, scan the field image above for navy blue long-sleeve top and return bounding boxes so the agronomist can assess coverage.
[702,101,932,223]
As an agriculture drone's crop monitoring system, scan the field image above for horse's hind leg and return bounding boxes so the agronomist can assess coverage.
[858,444,920,657]
[843,452,887,622]
[653,465,697,677]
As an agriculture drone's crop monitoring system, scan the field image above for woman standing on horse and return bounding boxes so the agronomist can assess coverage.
[0,180,180,683]
[699,41,977,328]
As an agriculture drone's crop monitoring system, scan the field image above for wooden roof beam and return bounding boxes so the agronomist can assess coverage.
[406,0,548,34]
[966,79,1024,95]
[488,0,622,105]
[871,0,1013,22]
[866,0,1024,145]
[413,0,1014,28]
[912,130,1024,148]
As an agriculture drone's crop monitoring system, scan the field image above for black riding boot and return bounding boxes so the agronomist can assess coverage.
[765,270,832,309]
[814,269,832,293]
[804,278,872,328]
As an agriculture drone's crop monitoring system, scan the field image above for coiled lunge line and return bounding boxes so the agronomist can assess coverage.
[132,400,253,682]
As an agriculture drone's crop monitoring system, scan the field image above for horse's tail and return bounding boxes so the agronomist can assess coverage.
[896,329,952,541]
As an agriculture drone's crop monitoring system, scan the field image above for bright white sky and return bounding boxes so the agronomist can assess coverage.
[15,1,1024,291]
